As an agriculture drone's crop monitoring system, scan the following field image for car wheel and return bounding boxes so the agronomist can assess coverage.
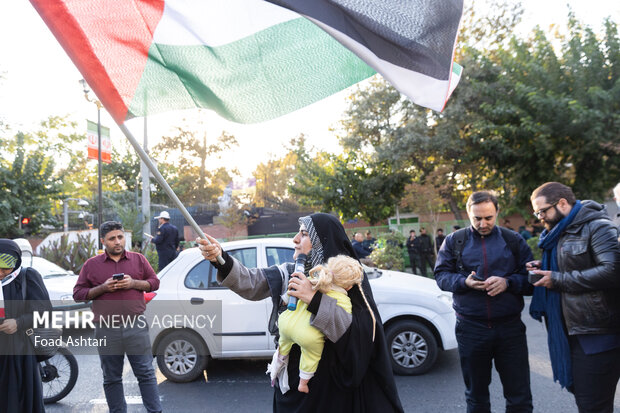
[156,330,209,383]
[385,320,438,375]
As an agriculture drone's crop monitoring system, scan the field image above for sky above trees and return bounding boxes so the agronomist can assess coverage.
[1,1,617,179]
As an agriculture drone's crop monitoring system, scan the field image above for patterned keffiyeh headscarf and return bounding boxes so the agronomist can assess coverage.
[298,213,358,268]
[298,213,380,339]
[298,215,324,269]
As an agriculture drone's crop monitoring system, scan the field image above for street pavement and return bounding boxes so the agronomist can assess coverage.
[46,298,619,412]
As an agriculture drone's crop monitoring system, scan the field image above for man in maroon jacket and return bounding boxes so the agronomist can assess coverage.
[74,221,161,413]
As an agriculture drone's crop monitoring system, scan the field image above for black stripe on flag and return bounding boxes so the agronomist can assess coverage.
[266,0,463,81]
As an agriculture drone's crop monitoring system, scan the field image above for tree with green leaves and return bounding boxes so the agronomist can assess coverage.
[333,11,619,217]
[291,148,409,225]
[330,1,529,220]
[217,194,252,239]
[467,18,620,207]
[153,125,238,205]
[335,76,470,220]
[0,132,62,237]
[401,166,454,253]
[253,136,303,211]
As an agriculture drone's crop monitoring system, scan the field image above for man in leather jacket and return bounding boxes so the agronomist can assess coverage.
[529,182,620,413]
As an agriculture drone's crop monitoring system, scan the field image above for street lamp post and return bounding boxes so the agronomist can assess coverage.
[80,79,104,250]
[78,211,94,229]
[63,198,89,232]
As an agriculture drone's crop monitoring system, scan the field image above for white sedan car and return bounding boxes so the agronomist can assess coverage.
[15,239,90,317]
[27,257,79,303]
[146,238,457,382]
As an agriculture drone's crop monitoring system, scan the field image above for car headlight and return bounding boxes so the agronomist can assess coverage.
[436,292,453,306]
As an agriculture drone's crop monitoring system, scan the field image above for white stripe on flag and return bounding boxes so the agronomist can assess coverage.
[154,0,299,46]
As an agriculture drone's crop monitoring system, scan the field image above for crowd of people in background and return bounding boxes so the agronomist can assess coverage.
[3,179,619,412]
[350,210,560,280]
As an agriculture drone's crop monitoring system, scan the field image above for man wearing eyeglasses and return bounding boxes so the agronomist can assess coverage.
[435,191,534,413]
[528,182,620,413]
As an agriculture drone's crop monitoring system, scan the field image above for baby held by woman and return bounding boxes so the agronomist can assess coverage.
[271,255,376,393]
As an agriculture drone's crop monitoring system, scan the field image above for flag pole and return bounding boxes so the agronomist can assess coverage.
[118,122,225,265]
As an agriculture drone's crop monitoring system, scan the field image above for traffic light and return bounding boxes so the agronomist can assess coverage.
[21,217,32,235]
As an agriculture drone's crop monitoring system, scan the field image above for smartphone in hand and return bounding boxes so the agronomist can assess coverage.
[471,265,485,281]
[471,273,485,281]
[528,271,543,284]
[112,273,125,281]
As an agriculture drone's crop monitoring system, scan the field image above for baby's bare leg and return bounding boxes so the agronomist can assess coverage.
[298,377,310,393]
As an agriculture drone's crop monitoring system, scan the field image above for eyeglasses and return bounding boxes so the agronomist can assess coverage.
[533,202,558,219]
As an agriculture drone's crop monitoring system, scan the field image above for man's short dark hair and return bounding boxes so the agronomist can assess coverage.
[410,230,415,234]
[531,182,576,206]
[437,228,444,233]
[466,191,499,211]
[100,221,124,239]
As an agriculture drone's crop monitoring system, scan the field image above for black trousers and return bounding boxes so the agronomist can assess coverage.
[157,249,177,272]
[569,336,620,413]
[455,318,532,413]
[407,253,419,274]
[418,252,435,277]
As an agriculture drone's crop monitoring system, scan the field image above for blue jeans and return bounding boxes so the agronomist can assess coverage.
[95,324,162,413]
[455,317,532,413]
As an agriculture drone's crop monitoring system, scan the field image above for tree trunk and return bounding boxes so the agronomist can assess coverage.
[448,196,463,221]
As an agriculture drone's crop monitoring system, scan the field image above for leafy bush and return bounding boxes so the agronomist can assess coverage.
[39,233,97,273]
[131,243,159,272]
[368,231,406,271]
[131,240,197,273]
[526,236,541,261]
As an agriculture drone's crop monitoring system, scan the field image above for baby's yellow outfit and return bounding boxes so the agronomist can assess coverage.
[278,289,352,378]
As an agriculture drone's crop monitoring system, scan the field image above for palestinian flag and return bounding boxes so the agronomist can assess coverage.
[30,0,463,125]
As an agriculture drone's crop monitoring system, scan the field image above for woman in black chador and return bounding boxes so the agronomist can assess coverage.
[0,239,52,413]
[198,213,404,412]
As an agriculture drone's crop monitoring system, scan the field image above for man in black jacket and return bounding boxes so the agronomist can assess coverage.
[151,211,180,271]
[405,230,420,274]
[416,228,434,278]
[529,182,620,413]
[435,228,446,251]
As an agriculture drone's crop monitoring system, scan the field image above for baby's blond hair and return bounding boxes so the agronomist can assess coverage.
[309,255,377,341]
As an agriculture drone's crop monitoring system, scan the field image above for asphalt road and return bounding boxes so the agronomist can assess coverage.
[46,299,619,412]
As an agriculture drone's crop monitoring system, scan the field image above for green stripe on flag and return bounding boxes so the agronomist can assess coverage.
[128,18,376,123]
[452,63,463,76]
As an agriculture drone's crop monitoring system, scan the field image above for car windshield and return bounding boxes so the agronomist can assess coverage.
[31,257,75,278]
